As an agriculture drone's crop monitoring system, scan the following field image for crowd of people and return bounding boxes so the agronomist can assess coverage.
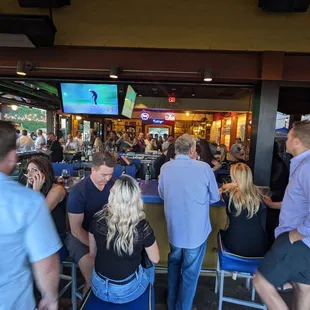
[1,119,310,310]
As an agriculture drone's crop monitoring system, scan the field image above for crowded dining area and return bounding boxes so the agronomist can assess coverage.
[1,1,310,307]
[1,74,310,310]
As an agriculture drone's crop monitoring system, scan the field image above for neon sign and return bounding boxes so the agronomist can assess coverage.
[140,112,150,121]
[152,119,164,124]
[165,113,175,121]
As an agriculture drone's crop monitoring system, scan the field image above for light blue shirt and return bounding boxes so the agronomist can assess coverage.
[275,150,310,248]
[0,172,62,310]
[158,154,220,249]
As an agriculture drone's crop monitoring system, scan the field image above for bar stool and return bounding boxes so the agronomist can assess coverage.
[71,260,84,310]
[215,231,267,310]
[58,246,83,310]
[58,246,73,299]
[79,284,155,310]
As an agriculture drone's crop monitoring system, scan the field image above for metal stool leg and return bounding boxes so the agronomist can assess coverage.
[246,277,251,290]
[71,262,77,310]
[218,270,224,310]
[251,281,256,301]
[215,256,220,294]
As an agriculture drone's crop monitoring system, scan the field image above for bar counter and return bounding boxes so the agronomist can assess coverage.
[139,180,226,271]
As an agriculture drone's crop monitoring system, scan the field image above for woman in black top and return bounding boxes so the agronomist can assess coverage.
[89,175,160,304]
[221,163,269,257]
[198,140,221,171]
[26,157,67,241]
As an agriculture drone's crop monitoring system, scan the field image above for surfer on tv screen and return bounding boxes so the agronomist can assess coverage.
[89,89,98,105]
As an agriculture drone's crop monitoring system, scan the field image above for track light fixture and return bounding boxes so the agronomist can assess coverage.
[200,68,212,82]
[16,61,35,76]
[109,66,121,79]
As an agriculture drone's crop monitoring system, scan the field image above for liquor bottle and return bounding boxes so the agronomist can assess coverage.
[81,148,86,162]
[88,148,93,162]
[145,164,151,181]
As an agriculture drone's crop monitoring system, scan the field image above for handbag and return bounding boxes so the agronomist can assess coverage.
[141,249,153,269]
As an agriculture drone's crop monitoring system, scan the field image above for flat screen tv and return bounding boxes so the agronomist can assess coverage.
[121,85,136,118]
[60,83,119,115]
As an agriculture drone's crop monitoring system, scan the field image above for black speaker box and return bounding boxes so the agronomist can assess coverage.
[259,0,310,12]
[18,0,70,8]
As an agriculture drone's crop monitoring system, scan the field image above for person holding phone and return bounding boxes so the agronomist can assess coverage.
[25,157,67,242]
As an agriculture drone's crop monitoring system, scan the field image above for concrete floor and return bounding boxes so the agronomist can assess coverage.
[58,273,293,310]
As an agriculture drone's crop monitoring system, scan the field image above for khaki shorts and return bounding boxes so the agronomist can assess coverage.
[64,232,89,264]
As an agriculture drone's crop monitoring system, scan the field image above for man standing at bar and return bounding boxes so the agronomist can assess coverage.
[158,134,220,310]
[0,121,62,310]
[254,120,310,310]
[66,152,116,295]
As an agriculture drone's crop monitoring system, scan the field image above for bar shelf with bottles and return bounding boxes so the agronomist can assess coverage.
[77,149,160,180]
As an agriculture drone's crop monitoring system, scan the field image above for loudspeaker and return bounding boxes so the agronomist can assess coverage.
[259,0,310,12]
[18,0,70,8]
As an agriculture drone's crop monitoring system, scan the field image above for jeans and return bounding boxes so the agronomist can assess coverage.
[167,241,207,310]
[91,264,155,304]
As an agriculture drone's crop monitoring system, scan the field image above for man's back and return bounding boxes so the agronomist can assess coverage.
[50,140,63,162]
[18,135,34,150]
[159,155,220,249]
[0,173,62,310]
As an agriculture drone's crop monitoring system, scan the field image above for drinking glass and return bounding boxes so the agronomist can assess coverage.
[61,169,70,187]
[78,169,86,180]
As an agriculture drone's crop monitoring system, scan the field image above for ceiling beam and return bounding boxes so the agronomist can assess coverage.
[0,46,261,82]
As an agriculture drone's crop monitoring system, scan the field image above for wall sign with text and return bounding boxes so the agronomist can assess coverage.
[152,119,165,124]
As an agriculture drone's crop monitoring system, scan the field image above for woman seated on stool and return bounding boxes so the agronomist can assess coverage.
[89,175,160,304]
[220,163,269,257]
[26,157,67,242]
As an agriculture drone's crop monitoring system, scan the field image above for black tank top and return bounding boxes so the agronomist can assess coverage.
[51,197,67,241]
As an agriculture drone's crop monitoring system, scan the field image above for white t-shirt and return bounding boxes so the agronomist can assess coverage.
[17,136,35,151]
[35,135,46,148]
[75,137,84,146]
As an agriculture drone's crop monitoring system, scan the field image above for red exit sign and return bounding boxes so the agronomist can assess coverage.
[168,96,176,103]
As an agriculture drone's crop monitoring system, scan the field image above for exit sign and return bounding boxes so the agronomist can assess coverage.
[168,96,176,103]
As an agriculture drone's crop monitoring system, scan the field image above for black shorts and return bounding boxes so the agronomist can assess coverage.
[258,232,310,287]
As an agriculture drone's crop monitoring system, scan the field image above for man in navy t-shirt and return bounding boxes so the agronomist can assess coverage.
[65,152,116,294]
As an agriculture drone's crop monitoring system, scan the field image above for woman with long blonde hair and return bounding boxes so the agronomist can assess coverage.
[221,163,269,257]
[89,175,159,304]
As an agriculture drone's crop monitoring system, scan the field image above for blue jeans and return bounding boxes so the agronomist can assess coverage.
[168,241,207,310]
[91,265,155,304]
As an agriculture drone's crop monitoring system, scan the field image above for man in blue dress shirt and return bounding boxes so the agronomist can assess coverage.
[0,121,62,310]
[159,134,220,310]
[254,120,310,310]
